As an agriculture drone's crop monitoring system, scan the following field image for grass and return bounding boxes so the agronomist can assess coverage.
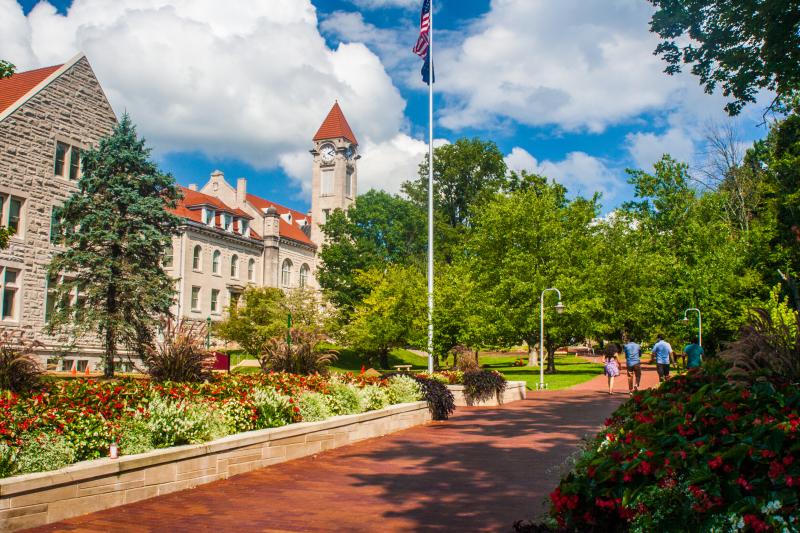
[479,354,604,390]
[328,346,428,373]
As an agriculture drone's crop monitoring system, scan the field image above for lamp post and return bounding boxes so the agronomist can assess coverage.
[539,288,565,390]
[683,308,702,347]
[206,316,211,349]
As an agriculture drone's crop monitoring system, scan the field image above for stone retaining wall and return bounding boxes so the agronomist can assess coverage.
[448,380,527,407]
[0,401,430,531]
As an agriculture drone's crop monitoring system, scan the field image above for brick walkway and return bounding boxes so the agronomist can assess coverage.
[29,364,659,533]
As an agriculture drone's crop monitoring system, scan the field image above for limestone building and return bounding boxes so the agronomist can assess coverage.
[0,55,360,370]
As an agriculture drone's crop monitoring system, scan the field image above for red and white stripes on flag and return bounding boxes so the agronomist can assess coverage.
[413,0,431,58]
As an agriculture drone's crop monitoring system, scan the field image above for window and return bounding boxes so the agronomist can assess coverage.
[230,254,239,278]
[299,264,310,288]
[191,286,201,311]
[281,259,292,287]
[61,359,75,372]
[1,267,20,321]
[322,209,331,224]
[248,259,255,282]
[74,284,87,321]
[192,245,202,271]
[163,245,174,268]
[54,141,82,180]
[0,194,25,236]
[50,207,60,244]
[345,170,352,197]
[211,289,220,313]
[212,250,221,275]
[223,214,233,232]
[76,360,88,372]
[321,169,334,196]
[241,220,249,235]
[204,208,215,226]
[45,276,58,324]
[229,291,240,309]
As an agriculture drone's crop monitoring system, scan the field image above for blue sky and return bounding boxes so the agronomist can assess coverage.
[6,0,770,213]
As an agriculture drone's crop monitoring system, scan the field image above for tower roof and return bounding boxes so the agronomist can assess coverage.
[313,101,358,145]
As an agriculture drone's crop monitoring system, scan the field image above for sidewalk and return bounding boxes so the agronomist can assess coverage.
[28,365,660,532]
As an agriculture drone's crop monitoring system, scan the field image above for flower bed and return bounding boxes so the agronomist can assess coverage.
[0,372,426,479]
[525,362,800,532]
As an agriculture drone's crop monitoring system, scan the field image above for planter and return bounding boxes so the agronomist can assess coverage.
[0,401,430,532]
[447,380,527,407]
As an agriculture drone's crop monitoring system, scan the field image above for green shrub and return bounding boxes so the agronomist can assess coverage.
[297,391,332,422]
[145,395,226,448]
[358,384,390,411]
[252,387,294,429]
[327,383,363,416]
[386,375,423,404]
[15,431,75,474]
[0,442,16,477]
[219,399,258,434]
[118,417,154,456]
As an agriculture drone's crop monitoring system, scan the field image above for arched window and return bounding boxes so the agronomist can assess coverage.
[248,259,256,282]
[281,259,292,287]
[299,264,310,288]
[192,245,202,271]
[230,254,239,278]
[212,250,221,275]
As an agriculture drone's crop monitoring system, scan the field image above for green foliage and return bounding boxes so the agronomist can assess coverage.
[318,190,427,313]
[344,265,427,368]
[252,387,295,429]
[648,0,800,115]
[357,384,390,412]
[214,287,287,357]
[385,375,423,404]
[297,391,333,422]
[117,417,154,456]
[0,227,12,250]
[326,382,363,416]
[0,331,42,393]
[143,319,214,382]
[256,329,336,375]
[721,308,800,381]
[765,284,800,340]
[15,431,75,474]
[46,114,182,377]
[145,395,226,448]
[0,59,14,79]
[0,442,15,477]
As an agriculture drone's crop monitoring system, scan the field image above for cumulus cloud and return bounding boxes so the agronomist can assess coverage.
[505,147,624,201]
[0,0,412,194]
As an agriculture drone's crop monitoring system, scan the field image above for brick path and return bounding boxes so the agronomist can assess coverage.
[29,364,659,533]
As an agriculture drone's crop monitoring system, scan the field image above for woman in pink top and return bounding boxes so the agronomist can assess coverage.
[603,344,621,395]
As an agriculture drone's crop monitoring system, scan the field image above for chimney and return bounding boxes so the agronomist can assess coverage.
[188,184,198,191]
[209,170,224,191]
[237,177,247,205]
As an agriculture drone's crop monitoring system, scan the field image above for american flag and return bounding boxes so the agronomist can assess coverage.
[413,0,431,58]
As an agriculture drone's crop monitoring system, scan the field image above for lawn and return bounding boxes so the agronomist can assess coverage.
[479,354,604,390]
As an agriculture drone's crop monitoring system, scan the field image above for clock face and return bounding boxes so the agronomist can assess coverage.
[320,144,335,164]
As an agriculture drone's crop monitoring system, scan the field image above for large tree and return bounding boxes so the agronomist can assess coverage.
[648,0,800,115]
[46,115,181,377]
[215,287,288,356]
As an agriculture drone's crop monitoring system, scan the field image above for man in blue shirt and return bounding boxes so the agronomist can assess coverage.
[623,338,642,394]
[684,338,704,369]
[652,334,674,382]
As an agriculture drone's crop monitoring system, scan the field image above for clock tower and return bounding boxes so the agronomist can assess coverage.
[310,101,359,247]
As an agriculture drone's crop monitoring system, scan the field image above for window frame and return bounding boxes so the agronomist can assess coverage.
[212,250,221,275]
[53,139,83,181]
[0,266,21,323]
[0,193,26,241]
[299,264,310,288]
[230,254,239,278]
[248,258,256,282]
[192,245,203,272]
[281,259,292,288]
[210,288,220,314]
[190,286,201,312]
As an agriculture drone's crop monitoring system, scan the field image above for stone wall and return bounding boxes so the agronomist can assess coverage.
[0,401,431,531]
[0,56,117,362]
[447,380,527,407]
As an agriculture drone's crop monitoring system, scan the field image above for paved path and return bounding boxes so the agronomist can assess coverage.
[29,364,659,533]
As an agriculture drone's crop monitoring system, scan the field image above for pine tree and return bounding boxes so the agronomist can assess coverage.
[46,114,181,377]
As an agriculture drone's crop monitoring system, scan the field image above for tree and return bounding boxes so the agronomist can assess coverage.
[344,265,426,369]
[215,287,287,357]
[402,138,508,230]
[318,190,427,314]
[0,60,14,79]
[46,115,181,377]
[648,0,800,115]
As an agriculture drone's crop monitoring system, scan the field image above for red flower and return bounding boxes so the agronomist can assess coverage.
[743,514,769,533]
[708,456,723,470]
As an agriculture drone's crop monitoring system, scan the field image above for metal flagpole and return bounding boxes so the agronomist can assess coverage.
[426,0,435,374]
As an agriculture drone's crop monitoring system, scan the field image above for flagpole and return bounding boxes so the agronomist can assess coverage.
[426,0,434,374]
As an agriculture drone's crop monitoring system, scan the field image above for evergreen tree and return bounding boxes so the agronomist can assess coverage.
[46,114,181,377]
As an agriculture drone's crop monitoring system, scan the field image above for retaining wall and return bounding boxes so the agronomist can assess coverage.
[0,401,430,531]
[448,380,527,407]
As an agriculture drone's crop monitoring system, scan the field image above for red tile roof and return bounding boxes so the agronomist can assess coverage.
[0,64,62,114]
[246,193,314,247]
[313,102,358,145]
[172,186,257,239]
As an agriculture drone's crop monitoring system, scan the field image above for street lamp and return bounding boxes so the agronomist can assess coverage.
[206,316,211,349]
[683,308,702,347]
[539,288,565,390]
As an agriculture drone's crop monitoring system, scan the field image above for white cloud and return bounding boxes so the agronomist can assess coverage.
[625,127,697,171]
[0,0,407,193]
[505,147,624,201]
[348,0,418,10]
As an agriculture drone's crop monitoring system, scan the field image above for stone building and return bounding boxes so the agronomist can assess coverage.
[0,56,359,370]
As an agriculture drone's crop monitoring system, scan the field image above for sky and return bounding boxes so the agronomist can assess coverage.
[2,0,772,214]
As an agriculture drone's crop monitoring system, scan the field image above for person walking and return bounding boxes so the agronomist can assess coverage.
[652,334,674,382]
[684,338,704,369]
[603,344,621,395]
[623,338,642,394]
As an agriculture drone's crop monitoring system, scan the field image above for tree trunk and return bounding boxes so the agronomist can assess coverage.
[474,348,480,368]
[546,344,557,374]
[379,348,389,370]
[527,336,537,366]
[104,282,117,379]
